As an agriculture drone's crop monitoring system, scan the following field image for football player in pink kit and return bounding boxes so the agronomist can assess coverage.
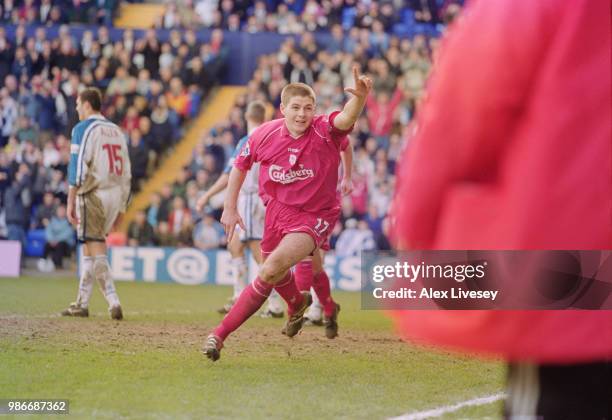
[204,68,372,361]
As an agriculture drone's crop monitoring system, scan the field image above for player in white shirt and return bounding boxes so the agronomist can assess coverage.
[61,88,131,320]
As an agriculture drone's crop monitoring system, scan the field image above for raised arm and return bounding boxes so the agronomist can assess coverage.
[333,66,373,131]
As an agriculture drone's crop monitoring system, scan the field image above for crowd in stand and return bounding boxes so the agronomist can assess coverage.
[160,0,462,34]
[0,0,121,26]
[0,23,226,268]
[0,0,462,33]
[0,0,462,263]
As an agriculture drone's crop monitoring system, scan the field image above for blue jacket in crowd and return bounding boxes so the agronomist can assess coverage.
[45,216,75,247]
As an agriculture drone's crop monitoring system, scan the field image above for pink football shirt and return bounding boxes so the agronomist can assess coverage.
[235,112,351,213]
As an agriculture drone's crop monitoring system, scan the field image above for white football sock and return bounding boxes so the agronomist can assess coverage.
[231,256,248,300]
[266,290,284,313]
[311,286,322,308]
[93,255,120,308]
[76,256,95,308]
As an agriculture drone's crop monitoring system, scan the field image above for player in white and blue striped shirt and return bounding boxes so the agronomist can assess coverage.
[61,88,131,320]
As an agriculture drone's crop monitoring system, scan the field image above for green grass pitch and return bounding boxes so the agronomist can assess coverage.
[1,277,504,419]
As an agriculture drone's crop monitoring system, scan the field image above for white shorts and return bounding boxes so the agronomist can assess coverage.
[236,192,264,242]
[76,187,122,242]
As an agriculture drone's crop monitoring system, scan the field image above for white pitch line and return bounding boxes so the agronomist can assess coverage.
[389,393,506,420]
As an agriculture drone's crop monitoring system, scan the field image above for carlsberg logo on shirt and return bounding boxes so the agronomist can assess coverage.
[269,164,315,184]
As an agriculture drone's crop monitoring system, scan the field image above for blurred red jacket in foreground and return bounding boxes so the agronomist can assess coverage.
[391,0,612,363]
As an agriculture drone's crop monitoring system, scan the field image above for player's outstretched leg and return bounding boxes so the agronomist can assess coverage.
[204,276,274,361]
[204,334,223,362]
[61,255,94,317]
[93,255,123,320]
[275,273,311,337]
[294,258,323,326]
[263,233,316,337]
[294,258,313,292]
[313,270,340,338]
[311,251,339,338]
[204,233,314,361]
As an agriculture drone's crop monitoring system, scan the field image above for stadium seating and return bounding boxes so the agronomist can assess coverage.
[24,229,46,257]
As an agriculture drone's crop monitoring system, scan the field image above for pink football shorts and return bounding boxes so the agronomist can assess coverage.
[260,199,340,254]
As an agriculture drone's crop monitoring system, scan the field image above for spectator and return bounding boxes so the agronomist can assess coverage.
[39,0,53,24]
[364,203,383,238]
[32,191,57,229]
[375,217,392,251]
[20,140,41,169]
[0,152,11,200]
[162,2,180,29]
[146,192,161,227]
[137,117,157,164]
[3,163,31,247]
[33,80,56,142]
[106,66,132,97]
[41,140,60,168]
[193,211,224,250]
[194,168,211,192]
[176,216,194,247]
[172,167,190,198]
[409,0,439,24]
[288,53,314,85]
[11,46,31,79]
[1,88,18,147]
[326,24,344,54]
[335,218,376,257]
[168,196,190,235]
[357,220,377,250]
[38,204,74,271]
[155,221,177,247]
[157,184,173,223]
[370,20,390,53]
[128,128,149,192]
[47,168,68,203]
[349,172,368,219]
[121,106,140,132]
[150,98,175,153]
[371,180,392,217]
[378,3,397,31]
[184,57,209,95]
[185,180,201,216]
[159,42,175,70]
[0,36,12,87]
[166,77,190,119]
[127,210,156,246]
[15,115,36,144]
[366,87,403,144]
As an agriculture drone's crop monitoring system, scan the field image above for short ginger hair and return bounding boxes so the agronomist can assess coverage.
[280,83,316,106]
